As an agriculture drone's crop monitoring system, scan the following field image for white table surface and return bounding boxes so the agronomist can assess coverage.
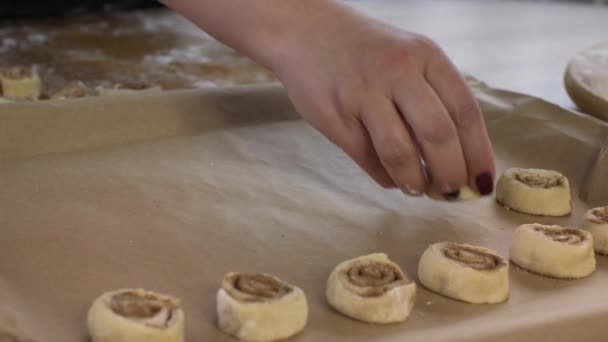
[350,0,608,110]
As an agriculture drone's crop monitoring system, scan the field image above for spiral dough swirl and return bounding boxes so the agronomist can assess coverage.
[224,273,292,302]
[109,290,179,328]
[515,170,564,188]
[591,207,608,223]
[533,225,585,244]
[342,260,406,297]
[442,243,504,271]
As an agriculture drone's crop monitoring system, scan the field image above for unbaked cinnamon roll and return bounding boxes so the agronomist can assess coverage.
[87,288,184,342]
[0,66,41,101]
[582,206,608,255]
[510,223,595,278]
[326,253,416,324]
[418,242,509,303]
[496,168,571,216]
[217,272,308,342]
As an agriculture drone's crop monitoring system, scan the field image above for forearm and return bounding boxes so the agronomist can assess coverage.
[161,0,496,196]
[159,0,356,70]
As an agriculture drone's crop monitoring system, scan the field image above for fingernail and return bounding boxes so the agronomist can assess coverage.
[475,172,494,195]
[402,185,423,197]
[443,190,460,201]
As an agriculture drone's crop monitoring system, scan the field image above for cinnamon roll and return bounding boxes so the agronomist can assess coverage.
[0,66,41,100]
[496,168,571,216]
[418,242,509,303]
[581,206,608,255]
[510,224,596,278]
[217,272,308,342]
[87,288,184,342]
[326,253,416,324]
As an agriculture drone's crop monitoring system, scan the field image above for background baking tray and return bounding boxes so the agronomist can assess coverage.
[1,81,608,341]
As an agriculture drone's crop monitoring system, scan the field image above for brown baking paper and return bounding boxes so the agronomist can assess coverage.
[1,80,608,342]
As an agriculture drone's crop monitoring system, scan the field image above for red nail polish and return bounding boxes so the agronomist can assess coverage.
[476,172,494,195]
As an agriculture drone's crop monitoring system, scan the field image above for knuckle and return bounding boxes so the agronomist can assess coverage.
[364,44,415,83]
[384,46,413,69]
[452,100,481,129]
[412,35,441,54]
[349,144,374,167]
[342,132,377,165]
[336,78,367,111]
[377,135,416,169]
[419,115,456,146]
[379,45,418,80]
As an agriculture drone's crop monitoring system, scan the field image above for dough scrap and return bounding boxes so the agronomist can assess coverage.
[426,185,481,201]
[51,81,92,100]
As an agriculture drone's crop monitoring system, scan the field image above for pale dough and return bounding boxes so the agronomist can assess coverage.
[496,167,571,216]
[87,288,184,342]
[0,66,41,100]
[217,272,308,342]
[418,242,509,304]
[581,206,608,255]
[426,185,481,201]
[326,253,416,324]
[510,223,595,279]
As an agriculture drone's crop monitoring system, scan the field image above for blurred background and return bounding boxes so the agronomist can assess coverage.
[0,0,605,18]
[0,0,607,109]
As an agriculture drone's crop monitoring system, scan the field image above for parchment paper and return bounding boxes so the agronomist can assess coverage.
[1,80,608,342]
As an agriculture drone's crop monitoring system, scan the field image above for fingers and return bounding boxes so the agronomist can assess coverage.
[281,82,396,189]
[359,98,427,195]
[315,115,397,188]
[342,124,397,189]
[425,52,496,195]
[393,75,468,196]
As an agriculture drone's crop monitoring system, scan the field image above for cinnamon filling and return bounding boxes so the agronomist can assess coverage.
[343,261,406,297]
[533,225,584,244]
[515,171,564,188]
[442,243,504,270]
[109,290,178,328]
[224,273,292,302]
[591,207,608,223]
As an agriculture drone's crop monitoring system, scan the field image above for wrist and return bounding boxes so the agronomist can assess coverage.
[256,0,359,77]
[161,0,357,75]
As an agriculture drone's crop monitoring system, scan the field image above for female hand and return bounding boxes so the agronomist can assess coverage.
[271,4,495,197]
[162,0,496,197]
